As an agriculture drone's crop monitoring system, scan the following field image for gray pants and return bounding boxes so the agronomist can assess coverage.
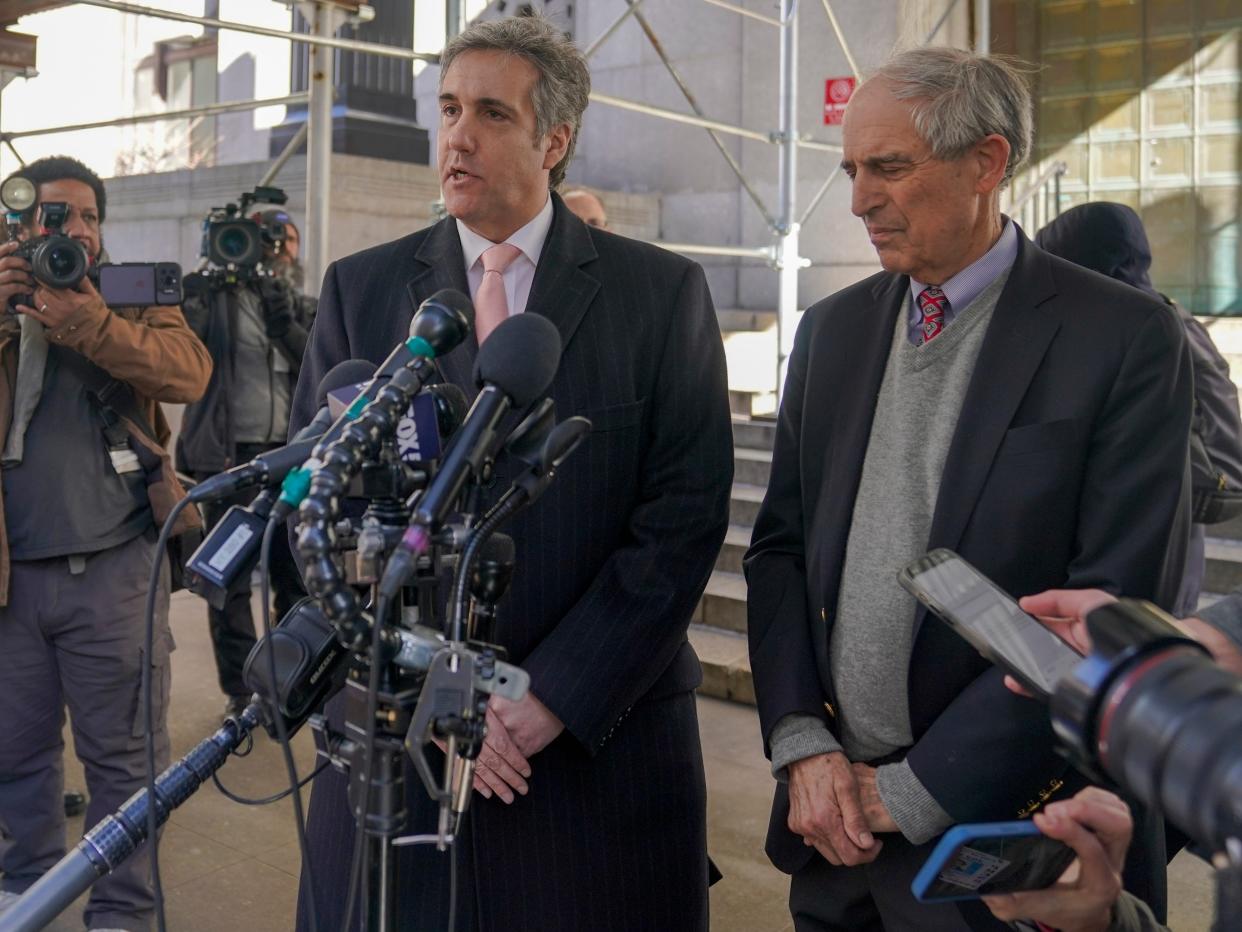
[0,530,172,931]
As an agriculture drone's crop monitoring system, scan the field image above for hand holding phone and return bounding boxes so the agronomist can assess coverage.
[898,549,1084,699]
[981,788,1133,931]
[912,820,1075,902]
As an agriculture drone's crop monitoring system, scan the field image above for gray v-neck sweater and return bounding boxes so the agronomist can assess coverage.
[771,267,1010,844]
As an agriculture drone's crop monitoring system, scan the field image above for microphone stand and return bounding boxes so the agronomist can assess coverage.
[0,705,267,932]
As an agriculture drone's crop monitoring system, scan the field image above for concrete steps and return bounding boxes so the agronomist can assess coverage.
[689,624,754,705]
[694,419,770,705]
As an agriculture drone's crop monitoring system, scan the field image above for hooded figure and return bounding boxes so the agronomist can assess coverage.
[1037,202,1242,616]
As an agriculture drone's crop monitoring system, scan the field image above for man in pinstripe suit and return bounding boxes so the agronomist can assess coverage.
[289,15,732,931]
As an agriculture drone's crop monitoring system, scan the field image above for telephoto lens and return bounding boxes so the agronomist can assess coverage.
[1051,599,1242,852]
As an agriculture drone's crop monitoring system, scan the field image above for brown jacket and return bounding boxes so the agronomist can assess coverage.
[0,297,212,604]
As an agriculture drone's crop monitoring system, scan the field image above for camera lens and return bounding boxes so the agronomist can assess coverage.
[48,246,79,279]
[210,221,262,267]
[217,228,250,262]
[31,236,88,289]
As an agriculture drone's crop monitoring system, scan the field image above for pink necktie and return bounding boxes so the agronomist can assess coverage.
[475,243,523,345]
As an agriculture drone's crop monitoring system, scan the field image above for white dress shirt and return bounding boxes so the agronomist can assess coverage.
[456,195,554,319]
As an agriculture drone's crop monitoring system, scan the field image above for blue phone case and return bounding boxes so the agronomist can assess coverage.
[912,820,1066,903]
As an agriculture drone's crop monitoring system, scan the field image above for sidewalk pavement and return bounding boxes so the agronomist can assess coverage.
[38,589,1210,931]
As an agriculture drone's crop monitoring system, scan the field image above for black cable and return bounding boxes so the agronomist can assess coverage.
[260,517,318,932]
[212,760,329,806]
[343,591,391,932]
[143,496,193,932]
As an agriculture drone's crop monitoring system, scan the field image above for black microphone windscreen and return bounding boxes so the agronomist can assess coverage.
[542,416,592,470]
[315,359,377,406]
[410,289,474,355]
[478,532,515,567]
[419,288,475,329]
[427,382,470,437]
[473,314,561,407]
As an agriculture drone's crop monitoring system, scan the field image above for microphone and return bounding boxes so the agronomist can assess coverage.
[181,361,376,608]
[187,360,376,504]
[291,360,378,441]
[427,383,470,445]
[322,379,467,467]
[467,532,515,643]
[318,289,472,442]
[270,291,473,518]
[416,313,561,530]
[378,312,561,600]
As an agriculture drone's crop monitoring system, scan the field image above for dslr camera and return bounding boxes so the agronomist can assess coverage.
[0,175,183,309]
[198,185,288,284]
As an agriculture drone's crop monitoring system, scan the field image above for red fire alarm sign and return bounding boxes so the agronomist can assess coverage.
[823,77,856,125]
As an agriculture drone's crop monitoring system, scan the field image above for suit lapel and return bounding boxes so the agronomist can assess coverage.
[922,233,1061,615]
[407,217,475,391]
[525,194,599,356]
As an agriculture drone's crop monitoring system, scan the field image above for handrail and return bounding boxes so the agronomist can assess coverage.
[1009,160,1067,213]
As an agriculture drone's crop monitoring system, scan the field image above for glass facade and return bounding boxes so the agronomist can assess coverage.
[995,1,1241,313]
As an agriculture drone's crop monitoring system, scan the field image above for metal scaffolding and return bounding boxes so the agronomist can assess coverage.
[0,0,1001,397]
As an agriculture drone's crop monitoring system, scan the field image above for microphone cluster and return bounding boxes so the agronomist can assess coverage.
[0,286,596,931]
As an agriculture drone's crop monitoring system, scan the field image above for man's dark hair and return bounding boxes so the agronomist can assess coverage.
[440,15,590,189]
[7,155,107,225]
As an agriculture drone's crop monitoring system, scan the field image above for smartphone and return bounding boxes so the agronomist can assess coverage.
[897,549,1083,698]
[912,820,1076,902]
[96,262,182,307]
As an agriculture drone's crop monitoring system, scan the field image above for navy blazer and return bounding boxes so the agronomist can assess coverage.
[291,194,733,931]
[745,228,1192,876]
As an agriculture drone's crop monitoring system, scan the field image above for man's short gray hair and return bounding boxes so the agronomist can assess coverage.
[440,15,590,189]
[872,47,1033,187]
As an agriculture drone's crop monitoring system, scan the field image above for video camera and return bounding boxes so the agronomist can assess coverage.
[0,175,183,310]
[198,185,288,284]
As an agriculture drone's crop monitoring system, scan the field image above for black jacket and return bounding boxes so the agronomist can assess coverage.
[176,277,314,473]
[290,195,733,931]
[746,228,1191,886]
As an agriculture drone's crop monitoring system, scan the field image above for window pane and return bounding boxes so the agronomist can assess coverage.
[1147,36,1196,83]
[1042,97,1090,139]
[1091,189,1140,211]
[1142,189,1198,291]
[1093,44,1142,90]
[1198,31,1241,77]
[1199,0,1242,29]
[1093,140,1141,183]
[1093,94,1142,134]
[1147,87,1193,131]
[1202,136,1242,176]
[1201,84,1242,128]
[1200,186,1241,234]
[1096,0,1142,41]
[1054,141,1091,184]
[1147,0,1196,36]
[1044,50,1091,93]
[1146,137,1193,180]
[1043,2,1091,48]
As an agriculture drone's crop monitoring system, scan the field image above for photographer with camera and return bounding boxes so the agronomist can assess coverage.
[176,201,314,721]
[976,586,1242,932]
[0,155,211,931]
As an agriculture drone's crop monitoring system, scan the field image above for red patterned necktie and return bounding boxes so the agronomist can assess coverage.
[917,286,949,344]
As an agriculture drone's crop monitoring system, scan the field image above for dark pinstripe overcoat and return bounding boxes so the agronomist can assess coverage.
[289,194,733,931]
